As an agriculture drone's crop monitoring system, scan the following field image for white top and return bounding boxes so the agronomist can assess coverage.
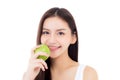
[75,64,86,80]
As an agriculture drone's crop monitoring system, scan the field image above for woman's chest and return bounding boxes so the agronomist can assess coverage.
[51,67,78,80]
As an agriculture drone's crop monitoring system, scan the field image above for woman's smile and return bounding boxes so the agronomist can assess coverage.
[49,46,61,51]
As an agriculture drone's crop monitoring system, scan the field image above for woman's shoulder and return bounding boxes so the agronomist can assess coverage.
[83,65,98,80]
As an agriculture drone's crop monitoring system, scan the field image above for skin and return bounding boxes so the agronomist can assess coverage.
[23,16,98,80]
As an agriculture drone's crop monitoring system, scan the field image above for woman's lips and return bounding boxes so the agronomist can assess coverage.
[49,46,61,51]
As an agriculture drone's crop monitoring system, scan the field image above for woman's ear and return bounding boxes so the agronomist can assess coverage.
[71,33,77,44]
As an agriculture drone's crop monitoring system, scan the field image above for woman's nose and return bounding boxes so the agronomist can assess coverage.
[47,34,57,44]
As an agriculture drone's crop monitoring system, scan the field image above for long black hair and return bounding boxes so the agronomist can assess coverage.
[35,7,79,80]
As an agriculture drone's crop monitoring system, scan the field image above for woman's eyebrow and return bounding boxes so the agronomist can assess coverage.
[43,28,66,31]
[43,28,49,31]
[56,29,66,31]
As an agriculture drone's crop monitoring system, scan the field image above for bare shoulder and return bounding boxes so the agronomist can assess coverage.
[83,65,98,80]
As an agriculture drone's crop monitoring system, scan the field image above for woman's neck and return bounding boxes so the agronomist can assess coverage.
[50,52,77,72]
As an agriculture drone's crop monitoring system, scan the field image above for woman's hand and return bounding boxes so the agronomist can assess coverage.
[23,46,49,80]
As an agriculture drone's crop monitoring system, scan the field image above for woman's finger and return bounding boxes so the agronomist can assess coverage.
[34,59,48,69]
[32,52,49,59]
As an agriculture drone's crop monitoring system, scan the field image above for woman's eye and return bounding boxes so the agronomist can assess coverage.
[58,32,65,35]
[42,31,49,35]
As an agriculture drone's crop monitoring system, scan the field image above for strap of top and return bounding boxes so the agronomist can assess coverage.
[75,64,86,80]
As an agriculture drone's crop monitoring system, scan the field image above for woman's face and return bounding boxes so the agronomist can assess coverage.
[41,16,76,59]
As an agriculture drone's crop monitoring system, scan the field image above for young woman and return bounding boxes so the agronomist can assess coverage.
[23,7,98,80]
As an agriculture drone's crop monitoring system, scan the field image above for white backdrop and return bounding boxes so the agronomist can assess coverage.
[0,0,120,80]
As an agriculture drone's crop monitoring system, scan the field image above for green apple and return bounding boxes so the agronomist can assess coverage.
[34,44,50,61]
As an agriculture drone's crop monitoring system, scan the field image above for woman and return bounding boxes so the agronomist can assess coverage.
[23,7,98,80]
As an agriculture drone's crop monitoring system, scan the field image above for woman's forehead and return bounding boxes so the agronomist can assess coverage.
[43,17,70,30]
